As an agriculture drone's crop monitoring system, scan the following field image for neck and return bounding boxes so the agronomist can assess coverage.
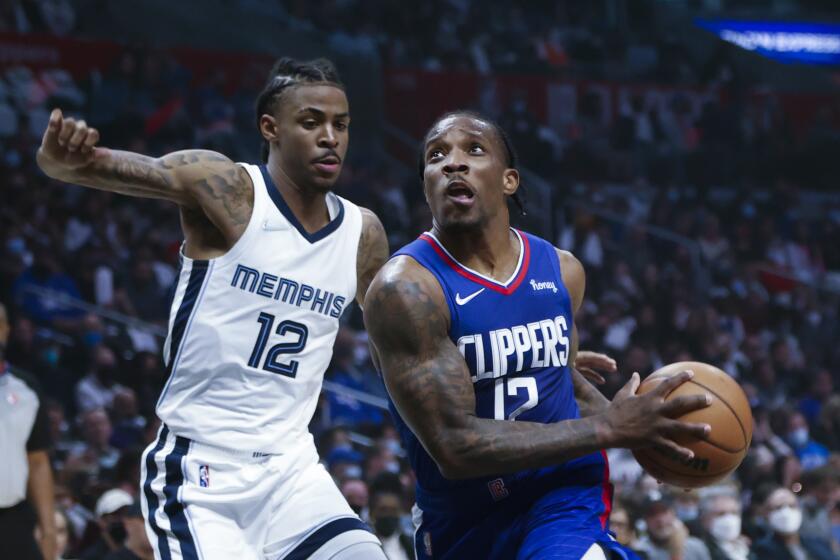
[266,154,330,233]
[431,214,517,282]
[780,532,800,546]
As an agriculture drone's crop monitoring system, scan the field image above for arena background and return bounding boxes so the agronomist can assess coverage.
[2,1,840,558]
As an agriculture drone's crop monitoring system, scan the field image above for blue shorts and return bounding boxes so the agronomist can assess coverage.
[413,483,639,560]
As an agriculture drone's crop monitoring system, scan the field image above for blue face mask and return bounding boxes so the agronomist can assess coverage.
[344,464,363,479]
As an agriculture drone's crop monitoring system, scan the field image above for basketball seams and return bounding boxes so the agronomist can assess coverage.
[686,379,748,453]
[643,373,749,453]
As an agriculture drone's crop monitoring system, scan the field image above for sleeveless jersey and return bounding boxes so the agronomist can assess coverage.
[391,230,610,516]
[156,163,362,454]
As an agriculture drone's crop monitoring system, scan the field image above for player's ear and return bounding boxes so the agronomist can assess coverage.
[260,114,279,145]
[502,168,519,196]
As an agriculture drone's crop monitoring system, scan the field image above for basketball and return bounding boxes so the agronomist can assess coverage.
[632,361,753,489]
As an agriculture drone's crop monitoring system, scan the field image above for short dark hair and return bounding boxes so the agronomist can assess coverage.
[417,110,526,215]
[255,57,344,162]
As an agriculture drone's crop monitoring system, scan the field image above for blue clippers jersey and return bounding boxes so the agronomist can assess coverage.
[390,229,609,516]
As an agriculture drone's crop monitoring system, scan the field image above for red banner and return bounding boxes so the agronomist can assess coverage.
[384,67,838,140]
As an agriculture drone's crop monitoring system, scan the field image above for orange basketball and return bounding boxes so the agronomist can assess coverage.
[631,361,753,488]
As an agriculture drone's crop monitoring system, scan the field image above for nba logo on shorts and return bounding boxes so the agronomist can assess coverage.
[487,478,509,501]
[199,465,210,488]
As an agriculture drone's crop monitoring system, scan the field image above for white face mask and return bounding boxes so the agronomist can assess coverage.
[768,506,802,535]
[710,513,742,542]
[787,428,809,448]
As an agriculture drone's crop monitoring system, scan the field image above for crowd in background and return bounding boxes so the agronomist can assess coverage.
[1,4,839,560]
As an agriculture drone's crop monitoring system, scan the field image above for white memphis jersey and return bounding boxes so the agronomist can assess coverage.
[156,163,362,454]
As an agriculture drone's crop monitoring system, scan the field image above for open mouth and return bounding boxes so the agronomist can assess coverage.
[445,181,475,205]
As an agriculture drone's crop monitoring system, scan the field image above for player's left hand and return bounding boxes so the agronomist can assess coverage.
[574,351,616,385]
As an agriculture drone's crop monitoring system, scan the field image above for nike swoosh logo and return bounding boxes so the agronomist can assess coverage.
[455,288,485,305]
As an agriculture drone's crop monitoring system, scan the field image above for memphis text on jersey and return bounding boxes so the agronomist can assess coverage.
[457,315,570,381]
[231,264,346,318]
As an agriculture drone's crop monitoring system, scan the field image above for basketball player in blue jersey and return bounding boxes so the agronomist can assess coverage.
[37,59,390,560]
[364,112,714,560]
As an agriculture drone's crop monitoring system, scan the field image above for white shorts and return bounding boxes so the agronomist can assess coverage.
[140,425,380,560]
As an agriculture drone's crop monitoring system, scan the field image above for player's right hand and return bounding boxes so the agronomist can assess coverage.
[37,108,100,171]
[604,370,711,461]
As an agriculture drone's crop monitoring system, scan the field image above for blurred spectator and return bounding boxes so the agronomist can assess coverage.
[35,507,76,560]
[751,487,835,560]
[369,487,413,560]
[75,345,125,413]
[673,489,703,536]
[64,409,120,480]
[102,501,153,560]
[784,412,829,472]
[340,478,369,517]
[799,467,840,551]
[13,246,84,329]
[636,498,711,560]
[109,391,146,450]
[700,493,750,560]
[610,503,648,558]
[326,446,365,484]
[814,396,840,451]
[324,328,384,426]
[80,488,134,560]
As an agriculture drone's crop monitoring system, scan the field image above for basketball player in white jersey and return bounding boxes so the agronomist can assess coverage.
[36,58,389,560]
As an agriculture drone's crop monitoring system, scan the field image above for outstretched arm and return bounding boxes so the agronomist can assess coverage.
[355,208,389,307]
[36,109,252,244]
[364,257,713,479]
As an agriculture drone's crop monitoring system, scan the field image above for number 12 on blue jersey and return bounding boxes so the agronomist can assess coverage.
[248,312,308,377]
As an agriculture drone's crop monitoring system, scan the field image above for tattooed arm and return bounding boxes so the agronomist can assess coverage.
[36,109,252,246]
[355,208,389,307]
[366,257,713,479]
[366,256,609,479]
[557,249,610,416]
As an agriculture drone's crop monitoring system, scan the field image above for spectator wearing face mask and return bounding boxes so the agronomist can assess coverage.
[102,502,154,560]
[785,412,829,472]
[700,493,750,560]
[673,489,703,536]
[636,498,712,560]
[80,489,133,560]
[751,487,835,560]
[369,488,413,560]
[326,446,365,483]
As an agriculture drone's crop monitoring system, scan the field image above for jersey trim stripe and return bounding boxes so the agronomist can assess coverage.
[259,164,345,243]
[419,229,531,295]
[142,426,172,559]
[161,436,199,560]
[598,449,613,530]
[157,261,212,408]
[284,517,373,560]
